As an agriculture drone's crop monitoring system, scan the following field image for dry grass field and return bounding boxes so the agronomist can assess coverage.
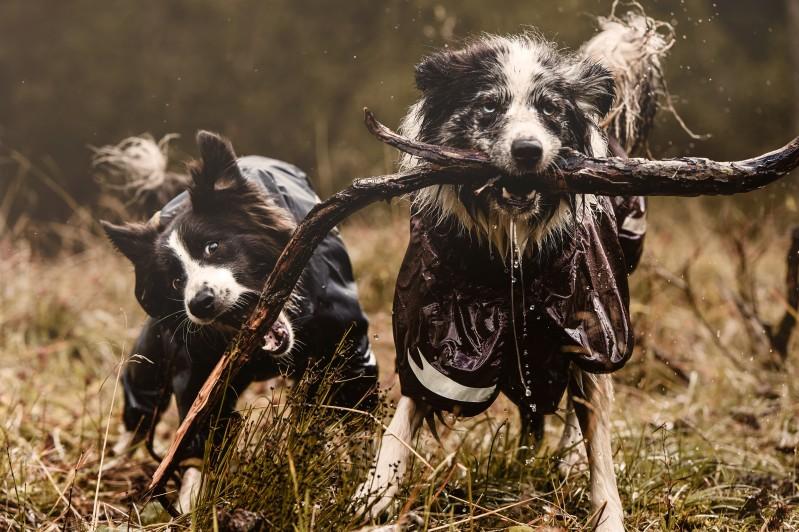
[1,200,798,530]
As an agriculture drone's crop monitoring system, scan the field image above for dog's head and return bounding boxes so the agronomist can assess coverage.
[406,35,614,246]
[102,131,296,356]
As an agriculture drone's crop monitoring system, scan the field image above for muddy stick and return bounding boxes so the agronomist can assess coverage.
[364,109,799,196]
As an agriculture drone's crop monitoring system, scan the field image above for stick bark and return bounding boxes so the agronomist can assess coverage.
[146,108,799,504]
[365,109,799,197]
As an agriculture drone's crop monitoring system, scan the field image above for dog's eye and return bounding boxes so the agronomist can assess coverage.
[540,101,558,116]
[204,241,219,256]
[481,102,497,114]
[172,277,183,290]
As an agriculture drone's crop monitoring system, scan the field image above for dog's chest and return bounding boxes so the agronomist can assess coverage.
[393,214,576,415]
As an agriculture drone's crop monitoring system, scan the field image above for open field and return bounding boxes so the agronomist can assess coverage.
[1,203,798,531]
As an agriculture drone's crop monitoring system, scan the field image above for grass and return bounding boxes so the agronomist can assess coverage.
[1,201,799,530]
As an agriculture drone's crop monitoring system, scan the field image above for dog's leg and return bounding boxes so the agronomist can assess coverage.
[114,319,173,458]
[170,347,248,514]
[570,370,624,532]
[355,395,425,518]
[556,394,587,476]
[177,465,203,514]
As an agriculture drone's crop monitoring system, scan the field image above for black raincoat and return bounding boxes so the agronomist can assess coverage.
[394,195,645,417]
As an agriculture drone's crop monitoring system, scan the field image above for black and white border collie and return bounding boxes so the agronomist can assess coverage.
[101,132,377,512]
[357,15,662,532]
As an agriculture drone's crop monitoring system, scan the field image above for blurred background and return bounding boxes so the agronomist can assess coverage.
[0,0,797,242]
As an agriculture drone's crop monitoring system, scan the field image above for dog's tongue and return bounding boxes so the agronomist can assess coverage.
[262,319,289,353]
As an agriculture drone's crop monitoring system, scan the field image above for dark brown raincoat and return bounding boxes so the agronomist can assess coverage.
[394,195,646,417]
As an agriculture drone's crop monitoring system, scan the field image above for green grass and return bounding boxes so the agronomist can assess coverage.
[1,206,798,530]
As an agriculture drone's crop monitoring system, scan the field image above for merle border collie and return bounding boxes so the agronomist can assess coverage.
[356,14,664,531]
[100,132,377,512]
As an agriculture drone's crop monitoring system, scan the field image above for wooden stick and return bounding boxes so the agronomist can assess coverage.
[364,108,799,196]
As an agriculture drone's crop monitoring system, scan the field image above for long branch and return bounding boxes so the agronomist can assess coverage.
[364,109,799,196]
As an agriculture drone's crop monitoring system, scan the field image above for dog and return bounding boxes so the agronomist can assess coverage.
[101,131,378,512]
[356,13,666,531]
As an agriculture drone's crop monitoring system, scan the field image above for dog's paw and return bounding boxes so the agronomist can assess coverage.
[589,500,625,532]
[592,513,625,532]
[353,478,397,520]
[177,466,203,514]
[557,445,588,478]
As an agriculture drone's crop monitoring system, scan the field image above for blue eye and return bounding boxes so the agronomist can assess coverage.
[204,241,219,256]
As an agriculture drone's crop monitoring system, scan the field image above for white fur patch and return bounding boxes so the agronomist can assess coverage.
[495,39,561,173]
[621,213,647,236]
[573,370,624,531]
[167,231,250,325]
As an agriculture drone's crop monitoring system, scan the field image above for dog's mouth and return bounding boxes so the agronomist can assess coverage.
[473,174,554,216]
[262,313,294,357]
[496,175,541,210]
[194,294,295,356]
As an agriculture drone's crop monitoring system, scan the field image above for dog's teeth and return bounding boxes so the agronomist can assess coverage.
[526,191,537,200]
[502,187,512,199]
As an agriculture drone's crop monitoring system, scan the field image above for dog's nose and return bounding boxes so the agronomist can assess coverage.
[511,139,544,167]
[188,288,217,319]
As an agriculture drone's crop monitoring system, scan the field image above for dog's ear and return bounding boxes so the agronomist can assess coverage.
[101,220,157,264]
[189,130,245,194]
[567,59,616,117]
[415,48,477,93]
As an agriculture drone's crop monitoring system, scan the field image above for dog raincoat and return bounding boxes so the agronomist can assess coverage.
[394,195,645,417]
